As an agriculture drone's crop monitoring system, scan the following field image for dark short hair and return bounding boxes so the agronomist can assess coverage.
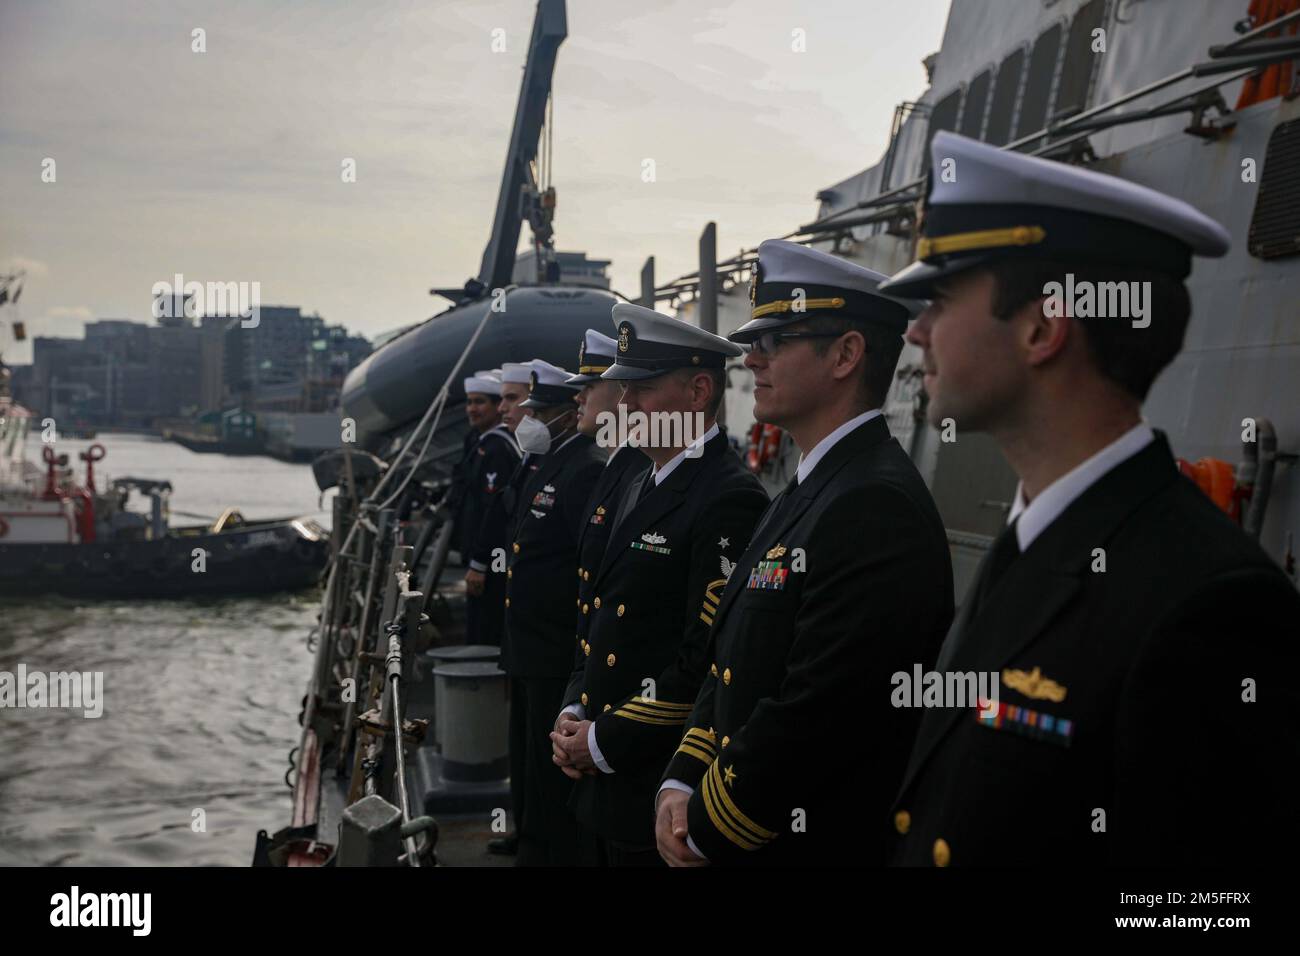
[794,316,903,408]
[673,366,726,417]
[984,259,1191,402]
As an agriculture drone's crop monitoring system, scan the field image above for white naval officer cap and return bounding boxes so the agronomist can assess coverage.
[565,329,619,385]
[602,303,743,381]
[731,239,927,343]
[520,358,582,408]
[879,131,1231,299]
[500,361,539,385]
[463,368,502,397]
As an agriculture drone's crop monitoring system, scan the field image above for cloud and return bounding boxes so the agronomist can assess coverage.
[3,256,49,277]
[46,306,93,320]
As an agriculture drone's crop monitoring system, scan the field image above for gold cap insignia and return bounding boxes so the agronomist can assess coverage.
[617,323,631,353]
[1002,666,1067,702]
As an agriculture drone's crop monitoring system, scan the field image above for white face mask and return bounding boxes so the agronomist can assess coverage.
[515,414,553,455]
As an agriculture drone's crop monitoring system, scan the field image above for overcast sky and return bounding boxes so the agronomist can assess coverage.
[0,0,951,363]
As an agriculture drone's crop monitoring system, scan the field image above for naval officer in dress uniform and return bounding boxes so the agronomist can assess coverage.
[502,360,606,866]
[878,130,1300,866]
[565,330,648,674]
[550,304,768,866]
[654,240,954,866]
[453,369,520,647]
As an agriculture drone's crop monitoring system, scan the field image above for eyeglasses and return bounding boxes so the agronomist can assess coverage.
[747,330,847,356]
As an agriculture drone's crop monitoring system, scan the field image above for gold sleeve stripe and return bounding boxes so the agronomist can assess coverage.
[702,769,763,851]
[700,612,715,625]
[684,727,717,745]
[628,697,693,711]
[676,740,714,765]
[613,709,687,726]
[624,697,696,712]
[708,762,777,842]
[678,736,715,758]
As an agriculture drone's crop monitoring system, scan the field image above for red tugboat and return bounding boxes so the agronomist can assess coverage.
[0,372,328,599]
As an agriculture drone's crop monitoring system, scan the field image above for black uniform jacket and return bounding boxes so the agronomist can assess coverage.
[457,425,522,565]
[661,414,954,865]
[501,433,606,679]
[564,430,768,844]
[892,433,1300,867]
[574,444,649,648]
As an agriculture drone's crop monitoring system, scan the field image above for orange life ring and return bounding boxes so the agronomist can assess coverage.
[1177,457,1239,522]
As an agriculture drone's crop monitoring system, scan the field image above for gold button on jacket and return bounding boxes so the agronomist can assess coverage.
[894,811,911,835]
[606,653,616,667]
[933,838,950,867]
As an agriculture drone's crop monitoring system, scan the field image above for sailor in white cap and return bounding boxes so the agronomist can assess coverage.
[465,362,531,606]
[551,304,767,866]
[884,131,1298,867]
[654,240,952,866]
[472,358,544,858]
[501,358,607,866]
[452,368,520,651]
[498,361,540,434]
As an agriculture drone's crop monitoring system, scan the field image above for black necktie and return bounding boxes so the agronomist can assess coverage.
[752,473,799,541]
[638,471,657,504]
[974,518,1021,612]
[612,470,653,535]
[935,518,1020,671]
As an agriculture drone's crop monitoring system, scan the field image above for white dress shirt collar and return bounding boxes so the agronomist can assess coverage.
[651,421,720,486]
[795,409,882,485]
[1008,422,1155,551]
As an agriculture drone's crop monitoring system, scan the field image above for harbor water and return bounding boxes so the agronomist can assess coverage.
[0,433,329,865]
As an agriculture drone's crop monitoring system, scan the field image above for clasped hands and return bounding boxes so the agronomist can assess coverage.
[550,713,598,780]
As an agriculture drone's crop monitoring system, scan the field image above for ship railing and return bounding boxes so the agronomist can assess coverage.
[287,295,492,865]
